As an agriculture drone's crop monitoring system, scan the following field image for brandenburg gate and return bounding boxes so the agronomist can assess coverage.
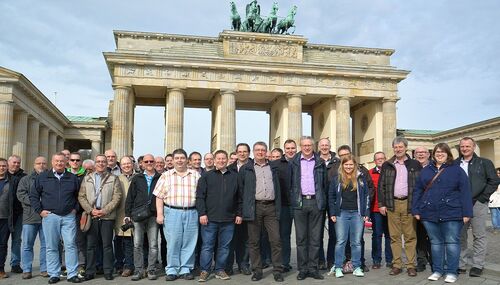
[104,30,409,165]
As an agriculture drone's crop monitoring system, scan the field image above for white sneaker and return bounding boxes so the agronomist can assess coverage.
[444,274,457,283]
[335,268,344,278]
[353,267,364,277]
[428,272,442,281]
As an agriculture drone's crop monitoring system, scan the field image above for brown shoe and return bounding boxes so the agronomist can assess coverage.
[389,267,402,275]
[407,268,417,277]
[372,263,381,269]
[22,272,33,279]
[40,271,49,277]
[0,271,9,279]
[121,269,133,277]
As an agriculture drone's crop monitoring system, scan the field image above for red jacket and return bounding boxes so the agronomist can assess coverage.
[369,167,381,212]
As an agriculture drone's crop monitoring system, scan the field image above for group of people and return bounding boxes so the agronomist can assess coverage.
[0,135,499,284]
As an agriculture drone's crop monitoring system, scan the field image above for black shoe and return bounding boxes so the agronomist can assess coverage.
[308,271,324,280]
[11,265,23,273]
[469,267,483,277]
[226,269,234,276]
[182,273,194,280]
[457,268,467,274]
[251,272,263,281]
[96,268,104,275]
[48,277,60,284]
[362,264,370,272]
[416,264,426,272]
[273,272,284,282]
[262,263,270,269]
[241,267,252,275]
[318,262,327,270]
[104,274,114,280]
[83,274,94,281]
[297,271,307,280]
[67,276,82,283]
[282,265,291,273]
[165,274,177,281]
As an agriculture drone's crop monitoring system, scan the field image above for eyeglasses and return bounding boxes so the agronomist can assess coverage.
[143,160,154,164]
[70,159,81,162]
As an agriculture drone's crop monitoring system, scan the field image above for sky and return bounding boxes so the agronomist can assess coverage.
[1,0,499,157]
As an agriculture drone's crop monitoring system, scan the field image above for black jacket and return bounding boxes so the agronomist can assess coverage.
[8,168,26,216]
[289,152,328,210]
[125,172,161,217]
[276,156,292,206]
[378,155,422,213]
[196,168,242,222]
[17,171,42,224]
[455,153,499,204]
[239,161,281,221]
[31,170,80,216]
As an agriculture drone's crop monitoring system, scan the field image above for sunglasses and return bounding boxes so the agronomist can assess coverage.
[70,159,81,162]
[143,160,154,164]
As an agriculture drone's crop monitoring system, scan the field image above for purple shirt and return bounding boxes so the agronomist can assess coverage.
[300,154,316,195]
[394,158,409,197]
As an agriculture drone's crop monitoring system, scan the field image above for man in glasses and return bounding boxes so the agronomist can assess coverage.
[105,150,121,176]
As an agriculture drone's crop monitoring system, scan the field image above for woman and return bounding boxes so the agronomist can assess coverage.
[328,155,370,278]
[412,143,472,283]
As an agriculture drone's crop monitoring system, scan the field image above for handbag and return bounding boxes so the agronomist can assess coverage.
[131,200,152,222]
[79,173,110,232]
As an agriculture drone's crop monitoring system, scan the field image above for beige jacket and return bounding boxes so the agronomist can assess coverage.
[114,174,134,236]
[78,172,122,221]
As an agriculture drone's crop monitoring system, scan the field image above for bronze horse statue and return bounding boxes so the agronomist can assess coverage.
[276,5,297,34]
[230,1,241,31]
[259,2,278,33]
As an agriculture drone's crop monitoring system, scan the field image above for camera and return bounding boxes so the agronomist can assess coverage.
[121,221,134,232]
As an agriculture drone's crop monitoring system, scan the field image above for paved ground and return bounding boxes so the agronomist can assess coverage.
[2,218,500,285]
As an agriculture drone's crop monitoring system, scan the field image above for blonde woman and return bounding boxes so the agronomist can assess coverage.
[328,155,370,278]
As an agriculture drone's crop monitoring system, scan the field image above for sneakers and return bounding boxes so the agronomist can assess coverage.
[198,271,210,282]
[147,270,158,280]
[77,266,85,279]
[353,267,365,277]
[121,268,133,277]
[131,270,144,281]
[444,274,458,283]
[428,272,442,281]
[215,271,230,280]
[22,272,33,279]
[335,268,344,278]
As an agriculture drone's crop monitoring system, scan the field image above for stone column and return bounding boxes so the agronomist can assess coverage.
[335,95,351,148]
[111,85,131,158]
[12,111,28,167]
[48,131,57,158]
[165,88,185,154]
[493,138,500,168]
[39,126,49,159]
[0,101,14,158]
[91,140,102,158]
[287,93,303,145]
[26,119,40,165]
[382,97,399,156]
[219,89,236,152]
[57,136,64,152]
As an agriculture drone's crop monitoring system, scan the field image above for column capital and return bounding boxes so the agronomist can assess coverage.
[168,87,186,93]
[220,88,238,95]
[0,100,14,105]
[112,85,132,91]
[382,96,400,103]
[335,94,352,101]
[287,93,304,99]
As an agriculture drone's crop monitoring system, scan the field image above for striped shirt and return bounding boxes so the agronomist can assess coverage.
[153,168,201,207]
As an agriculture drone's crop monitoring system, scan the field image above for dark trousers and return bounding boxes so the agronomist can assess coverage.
[75,213,87,267]
[226,222,249,271]
[326,218,336,265]
[86,219,114,275]
[247,201,282,273]
[0,219,9,272]
[318,213,326,265]
[114,236,134,270]
[279,205,293,267]
[417,220,432,267]
[294,199,324,273]
[159,226,167,267]
[260,229,271,265]
[371,212,392,265]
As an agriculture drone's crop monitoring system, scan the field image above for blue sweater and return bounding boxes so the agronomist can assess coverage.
[328,172,370,217]
[412,161,473,222]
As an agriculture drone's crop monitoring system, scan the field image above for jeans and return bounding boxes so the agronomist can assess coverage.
[0,219,9,271]
[10,216,22,267]
[22,224,47,273]
[334,210,364,269]
[226,222,249,271]
[42,212,78,279]
[491,207,500,229]
[423,220,463,275]
[133,216,158,272]
[370,212,392,264]
[279,205,293,267]
[200,222,234,272]
[86,219,114,275]
[114,236,134,270]
[294,199,324,273]
[163,207,198,275]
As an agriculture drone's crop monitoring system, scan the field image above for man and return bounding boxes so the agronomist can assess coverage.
[378,137,421,277]
[30,153,82,284]
[276,139,296,272]
[369,152,393,269]
[457,137,500,277]
[225,143,252,275]
[154,156,166,174]
[228,152,238,166]
[265,151,272,161]
[61,150,71,168]
[270,148,283,161]
[78,154,122,281]
[7,155,26,274]
[114,156,135,277]
[0,158,12,279]
[125,154,161,281]
[164,154,174,170]
[413,147,432,272]
[67,153,85,180]
[189,152,204,175]
[203,153,215,172]
[154,149,201,281]
[82,160,95,174]
[289,136,327,280]
[196,150,242,282]
[17,156,48,279]
[240,142,284,282]
[105,150,121,176]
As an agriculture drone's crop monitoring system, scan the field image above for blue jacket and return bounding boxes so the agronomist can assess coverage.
[30,169,80,216]
[328,172,370,217]
[411,161,473,222]
[289,152,327,211]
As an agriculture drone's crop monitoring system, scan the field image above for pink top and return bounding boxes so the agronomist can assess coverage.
[393,158,408,198]
[300,155,316,195]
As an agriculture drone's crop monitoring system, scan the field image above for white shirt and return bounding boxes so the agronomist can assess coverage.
[460,159,469,176]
